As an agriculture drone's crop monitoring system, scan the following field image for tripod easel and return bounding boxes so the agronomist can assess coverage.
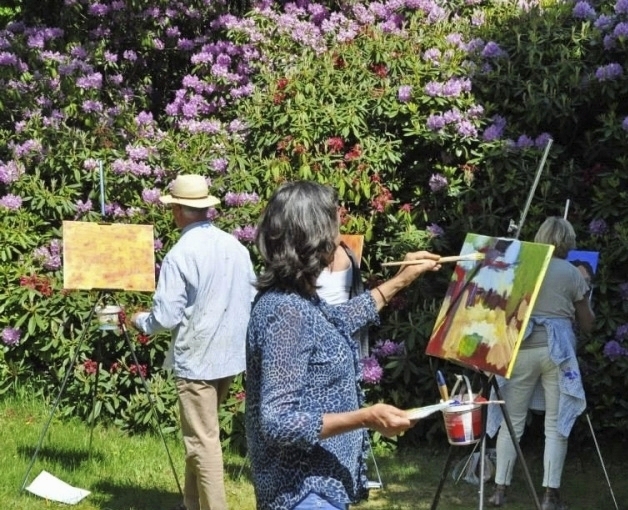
[430,371,542,510]
[20,289,183,499]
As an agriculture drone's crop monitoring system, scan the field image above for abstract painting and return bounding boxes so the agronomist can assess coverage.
[63,221,155,292]
[426,233,554,378]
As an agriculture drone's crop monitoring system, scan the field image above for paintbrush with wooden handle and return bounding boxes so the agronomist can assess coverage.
[381,252,485,267]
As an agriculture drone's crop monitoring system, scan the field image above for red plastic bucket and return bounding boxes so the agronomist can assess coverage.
[442,400,483,445]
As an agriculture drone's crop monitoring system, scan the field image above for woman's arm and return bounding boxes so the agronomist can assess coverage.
[320,403,413,439]
[574,298,595,333]
[371,250,441,310]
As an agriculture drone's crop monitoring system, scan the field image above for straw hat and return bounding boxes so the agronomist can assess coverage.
[159,174,220,208]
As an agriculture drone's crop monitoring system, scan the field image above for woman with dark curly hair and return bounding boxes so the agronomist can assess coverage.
[245,181,441,510]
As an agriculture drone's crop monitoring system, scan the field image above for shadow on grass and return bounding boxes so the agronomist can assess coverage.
[92,480,182,510]
[17,444,105,470]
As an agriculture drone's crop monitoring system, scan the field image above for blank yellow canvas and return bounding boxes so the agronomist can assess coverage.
[63,221,155,292]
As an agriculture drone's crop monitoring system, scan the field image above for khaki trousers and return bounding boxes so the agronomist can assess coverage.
[176,376,234,510]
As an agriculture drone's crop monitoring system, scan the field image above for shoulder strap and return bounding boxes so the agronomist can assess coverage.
[340,241,363,299]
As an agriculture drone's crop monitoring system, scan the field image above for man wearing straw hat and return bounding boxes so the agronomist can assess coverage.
[132,174,256,510]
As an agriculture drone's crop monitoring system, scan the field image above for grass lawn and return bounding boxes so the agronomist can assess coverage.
[1,393,626,509]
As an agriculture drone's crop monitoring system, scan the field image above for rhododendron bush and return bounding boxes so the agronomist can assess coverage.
[0,0,627,444]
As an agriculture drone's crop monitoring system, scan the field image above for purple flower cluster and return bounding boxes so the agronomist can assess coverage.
[616,0,628,14]
[224,191,260,207]
[429,173,448,192]
[0,194,23,210]
[603,340,628,360]
[482,115,507,141]
[10,139,43,159]
[573,1,597,20]
[427,223,445,237]
[619,282,628,300]
[595,62,623,81]
[398,85,412,103]
[141,188,161,205]
[424,77,472,98]
[211,157,229,173]
[426,107,479,138]
[589,218,608,236]
[615,323,628,341]
[371,339,405,357]
[74,198,92,215]
[481,41,507,59]
[422,47,441,65]
[613,21,628,37]
[361,356,384,384]
[0,160,25,184]
[232,225,257,243]
[1,327,21,346]
[111,158,152,176]
[361,339,406,384]
[33,239,62,270]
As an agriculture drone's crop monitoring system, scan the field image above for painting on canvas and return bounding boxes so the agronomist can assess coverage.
[567,250,599,282]
[426,233,554,378]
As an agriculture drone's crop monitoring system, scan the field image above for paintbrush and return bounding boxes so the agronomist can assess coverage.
[381,252,485,267]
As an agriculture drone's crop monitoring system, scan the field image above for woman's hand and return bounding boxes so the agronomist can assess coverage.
[371,251,441,310]
[363,403,414,438]
[394,250,442,285]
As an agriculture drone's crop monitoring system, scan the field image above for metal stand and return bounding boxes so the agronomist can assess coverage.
[20,290,183,498]
[430,375,541,510]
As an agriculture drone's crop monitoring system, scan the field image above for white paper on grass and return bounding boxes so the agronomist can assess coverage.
[25,470,90,505]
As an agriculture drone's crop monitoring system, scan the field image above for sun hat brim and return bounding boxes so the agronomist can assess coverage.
[159,194,220,208]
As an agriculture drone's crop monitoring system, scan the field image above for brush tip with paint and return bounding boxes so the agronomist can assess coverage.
[437,252,485,264]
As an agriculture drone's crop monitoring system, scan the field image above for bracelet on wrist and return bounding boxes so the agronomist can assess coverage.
[374,286,389,306]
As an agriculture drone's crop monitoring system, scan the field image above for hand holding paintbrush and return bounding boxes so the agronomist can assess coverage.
[382,252,485,267]
[370,250,442,310]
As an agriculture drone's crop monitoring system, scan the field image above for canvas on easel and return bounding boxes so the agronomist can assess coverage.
[62,221,155,292]
[23,221,181,498]
[426,233,554,378]
[567,250,599,282]
[340,233,364,263]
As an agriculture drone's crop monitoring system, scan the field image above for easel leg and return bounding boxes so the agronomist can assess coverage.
[120,321,183,498]
[585,412,619,510]
[478,432,487,508]
[20,295,102,492]
[88,333,103,451]
[430,445,456,510]
[492,379,542,510]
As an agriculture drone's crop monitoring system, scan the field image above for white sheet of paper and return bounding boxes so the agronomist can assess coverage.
[25,470,91,505]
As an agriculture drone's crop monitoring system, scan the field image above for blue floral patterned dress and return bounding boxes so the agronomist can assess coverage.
[245,289,379,510]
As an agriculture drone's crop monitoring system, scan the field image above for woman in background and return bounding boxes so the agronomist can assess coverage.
[317,241,369,358]
[488,217,595,510]
[246,181,441,510]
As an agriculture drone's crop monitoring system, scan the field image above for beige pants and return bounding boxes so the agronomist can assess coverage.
[176,376,234,510]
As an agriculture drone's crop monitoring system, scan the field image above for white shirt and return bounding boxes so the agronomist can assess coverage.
[316,266,352,305]
[135,221,256,380]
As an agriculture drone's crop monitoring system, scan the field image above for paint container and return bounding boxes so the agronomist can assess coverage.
[442,375,483,446]
[95,305,123,331]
